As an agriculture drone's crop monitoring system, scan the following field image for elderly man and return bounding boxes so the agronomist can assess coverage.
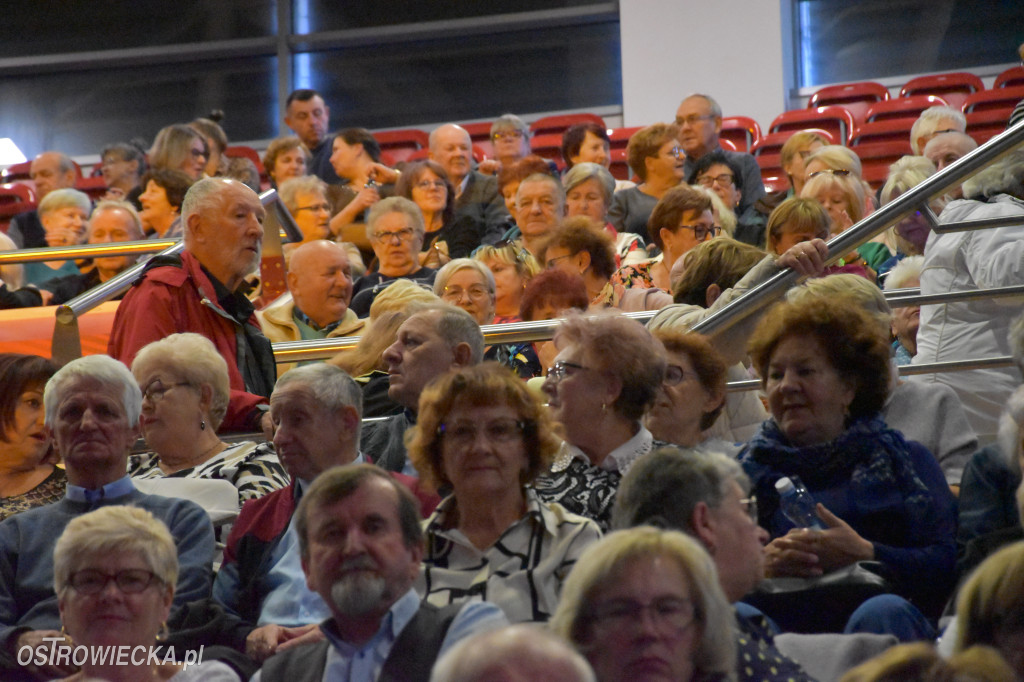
[924,131,978,199]
[513,172,565,257]
[431,624,596,682]
[362,302,483,473]
[348,197,437,317]
[108,177,275,433]
[429,123,510,245]
[253,464,506,682]
[9,151,79,249]
[676,94,765,217]
[0,354,214,680]
[258,240,364,375]
[909,105,967,155]
[283,89,341,184]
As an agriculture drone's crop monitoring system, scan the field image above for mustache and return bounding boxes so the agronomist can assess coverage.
[340,556,377,572]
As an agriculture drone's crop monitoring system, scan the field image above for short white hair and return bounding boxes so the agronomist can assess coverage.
[181,177,238,238]
[44,354,142,426]
[910,106,967,154]
[884,255,925,291]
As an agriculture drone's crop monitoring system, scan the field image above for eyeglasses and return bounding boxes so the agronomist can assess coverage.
[667,146,685,159]
[415,179,447,191]
[677,224,719,241]
[493,130,525,141]
[932,128,959,136]
[546,360,591,382]
[546,254,573,269]
[189,148,207,159]
[69,569,162,595]
[372,227,416,243]
[807,169,851,179]
[437,418,526,446]
[591,597,696,635]
[739,495,758,523]
[675,114,716,127]
[664,364,699,386]
[141,381,191,404]
[442,284,490,301]
[295,203,331,213]
[697,173,735,188]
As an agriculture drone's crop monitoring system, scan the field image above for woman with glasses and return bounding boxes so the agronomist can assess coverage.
[608,123,685,243]
[407,363,600,623]
[396,160,483,265]
[149,123,209,181]
[540,216,618,303]
[534,311,668,530]
[689,150,767,249]
[129,333,287,504]
[52,505,241,681]
[601,185,718,309]
[550,526,736,682]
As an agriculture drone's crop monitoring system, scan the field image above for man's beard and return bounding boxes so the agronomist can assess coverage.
[330,558,388,616]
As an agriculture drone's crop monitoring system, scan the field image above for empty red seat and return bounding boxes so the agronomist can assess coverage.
[1,162,32,182]
[225,146,266,175]
[459,122,494,160]
[608,149,631,181]
[900,72,984,111]
[854,141,914,190]
[608,126,641,151]
[865,95,949,123]
[769,106,856,146]
[752,129,836,161]
[719,116,762,152]
[962,85,1024,114]
[851,119,915,146]
[965,108,1019,145]
[529,134,565,169]
[372,129,430,165]
[809,81,890,125]
[530,113,606,137]
[995,66,1024,89]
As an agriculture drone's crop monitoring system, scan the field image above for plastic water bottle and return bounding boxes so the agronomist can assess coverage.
[775,476,825,530]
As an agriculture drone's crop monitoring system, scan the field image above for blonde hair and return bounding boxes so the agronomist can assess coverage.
[367,278,439,319]
[956,542,1024,658]
[787,273,892,336]
[806,145,863,178]
[765,197,830,254]
[840,642,1014,682]
[330,310,408,377]
[473,243,542,282]
[802,171,866,225]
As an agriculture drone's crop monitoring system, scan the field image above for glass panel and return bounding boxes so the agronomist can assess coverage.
[2,57,278,158]
[0,1,275,57]
[797,0,1024,88]
[303,22,621,129]
[296,0,604,31]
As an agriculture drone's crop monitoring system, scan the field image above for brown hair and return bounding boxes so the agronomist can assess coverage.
[395,160,455,227]
[139,168,194,211]
[497,155,554,194]
[651,330,728,431]
[540,216,617,280]
[519,269,589,321]
[0,354,57,444]
[626,122,680,182]
[648,185,713,251]
[672,238,766,307]
[765,197,830,254]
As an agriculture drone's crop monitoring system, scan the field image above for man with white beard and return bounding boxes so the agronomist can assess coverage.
[253,464,507,682]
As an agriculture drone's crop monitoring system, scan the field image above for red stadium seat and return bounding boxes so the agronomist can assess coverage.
[851,119,915,146]
[854,141,914,190]
[994,66,1024,89]
[372,129,430,165]
[0,162,32,182]
[719,116,762,152]
[962,85,1024,114]
[460,122,494,160]
[529,113,606,137]
[809,81,890,125]
[760,169,788,194]
[608,149,632,181]
[769,106,856,146]
[608,126,641,151]
[965,109,1018,145]
[224,145,266,175]
[75,176,108,202]
[529,134,565,169]
[0,183,36,235]
[718,138,738,152]
[865,95,948,123]
[900,72,984,111]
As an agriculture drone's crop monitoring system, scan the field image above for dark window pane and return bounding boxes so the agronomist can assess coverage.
[797,0,1024,88]
[0,1,275,58]
[304,22,621,129]
[296,0,604,30]
[2,57,278,157]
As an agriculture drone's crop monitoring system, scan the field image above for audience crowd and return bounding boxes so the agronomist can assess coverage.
[0,83,1023,682]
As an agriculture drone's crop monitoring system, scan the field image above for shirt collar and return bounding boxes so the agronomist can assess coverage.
[553,426,653,474]
[293,305,346,335]
[66,475,135,503]
[321,587,420,652]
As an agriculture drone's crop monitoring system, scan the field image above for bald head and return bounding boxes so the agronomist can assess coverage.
[288,240,354,328]
[924,131,978,172]
[429,124,472,185]
[30,151,77,200]
[430,625,596,682]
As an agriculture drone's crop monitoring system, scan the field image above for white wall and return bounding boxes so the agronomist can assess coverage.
[619,0,790,133]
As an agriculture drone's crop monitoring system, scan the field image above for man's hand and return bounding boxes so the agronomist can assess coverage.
[477,159,501,176]
[367,163,400,185]
[14,629,79,678]
[245,623,323,662]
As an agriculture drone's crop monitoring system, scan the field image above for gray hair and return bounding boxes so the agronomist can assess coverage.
[90,200,143,237]
[884,255,925,291]
[38,187,91,218]
[181,177,235,239]
[407,301,484,364]
[612,446,749,533]
[279,175,328,214]
[962,148,1024,201]
[880,156,937,206]
[431,625,596,682]
[787,272,892,335]
[685,93,723,119]
[44,354,142,426]
[365,196,426,243]
[490,114,531,139]
[274,363,364,446]
[910,106,967,155]
[131,333,230,431]
[923,131,977,160]
[562,162,615,205]
[515,172,565,214]
[433,258,496,298]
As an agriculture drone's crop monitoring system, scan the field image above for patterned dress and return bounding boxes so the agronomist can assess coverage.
[0,467,66,522]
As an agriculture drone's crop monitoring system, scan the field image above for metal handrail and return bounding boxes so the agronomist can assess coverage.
[0,239,176,264]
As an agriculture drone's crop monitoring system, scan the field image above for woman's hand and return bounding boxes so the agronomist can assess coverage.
[763,503,875,578]
[777,238,828,277]
[763,532,822,578]
[477,159,501,176]
[351,184,381,212]
[15,629,79,678]
[367,162,400,185]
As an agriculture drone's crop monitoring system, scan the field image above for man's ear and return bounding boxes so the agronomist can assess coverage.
[286,270,299,294]
[451,342,474,368]
[705,283,722,308]
[186,212,204,242]
[691,501,717,554]
[713,116,723,135]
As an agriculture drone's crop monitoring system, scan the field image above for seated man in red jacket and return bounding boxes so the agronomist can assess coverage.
[108,177,275,433]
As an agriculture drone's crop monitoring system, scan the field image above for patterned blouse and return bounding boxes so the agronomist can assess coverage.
[0,467,66,522]
[418,488,601,623]
[129,441,289,503]
[596,259,664,307]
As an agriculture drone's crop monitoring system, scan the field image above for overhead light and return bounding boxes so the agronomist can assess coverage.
[0,139,27,168]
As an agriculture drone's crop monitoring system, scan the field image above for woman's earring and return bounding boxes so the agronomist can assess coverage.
[156,621,169,642]
[200,420,206,431]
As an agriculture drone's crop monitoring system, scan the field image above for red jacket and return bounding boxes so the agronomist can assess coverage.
[108,251,272,432]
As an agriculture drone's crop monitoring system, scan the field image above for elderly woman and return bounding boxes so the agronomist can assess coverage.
[562,121,611,170]
[765,197,831,256]
[138,168,193,239]
[690,151,766,248]
[884,256,926,365]
[407,363,600,623]
[435,258,540,377]
[608,123,684,242]
[0,354,61,521]
[349,196,437,317]
[601,185,717,307]
[278,175,332,244]
[534,311,667,530]
[645,330,729,452]
[541,216,618,303]
[564,163,646,267]
[739,296,957,619]
[149,123,208,181]
[520,269,590,322]
[396,160,482,263]
[489,113,532,169]
[802,169,890,271]
[54,505,240,681]
[129,333,287,503]
[263,136,311,188]
[23,188,91,287]
[876,156,943,279]
[913,148,1024,444]
[473,242,541,323]
[550,526,736,682]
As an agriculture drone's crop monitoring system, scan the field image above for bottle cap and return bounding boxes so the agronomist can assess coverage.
[774,476,796,494]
